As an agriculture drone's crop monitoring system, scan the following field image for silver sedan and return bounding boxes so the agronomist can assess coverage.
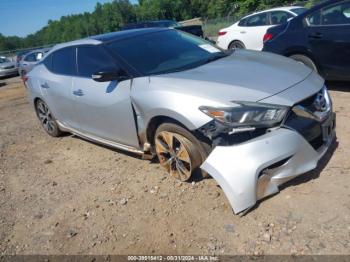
[25,28,336,214]
[0,57,18,78]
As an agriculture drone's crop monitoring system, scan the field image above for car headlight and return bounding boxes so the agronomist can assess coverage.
[199,102,289,128]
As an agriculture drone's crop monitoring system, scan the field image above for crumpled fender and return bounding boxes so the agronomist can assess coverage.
[201,128,323,214]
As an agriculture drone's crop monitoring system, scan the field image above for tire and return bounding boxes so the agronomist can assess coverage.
[289,54,318,72]
[229,40,245,50]
[154,123,211,182]
[35,99,63,137]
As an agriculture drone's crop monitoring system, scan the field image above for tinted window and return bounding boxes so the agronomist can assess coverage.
[238,18,247,26]
[52,47,77,75]
[77,46,119,77]
[291,8,307,15]
[270,11,294,25]
[0,57,10,63]
[43,54,53,71]
[107,30,226,75]
[307,1,350,25]
[25,53,37,62]
[246,13,269,26]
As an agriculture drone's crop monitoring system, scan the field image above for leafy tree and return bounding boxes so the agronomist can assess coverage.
[0,0,318,52]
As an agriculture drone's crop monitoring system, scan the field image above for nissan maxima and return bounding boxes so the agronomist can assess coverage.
[26,28,336,214]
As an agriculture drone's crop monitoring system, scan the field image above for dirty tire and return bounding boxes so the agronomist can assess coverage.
[155,123,211,181]
[35,99,63,137]
[289,54,318,72]
[229,40,245,50]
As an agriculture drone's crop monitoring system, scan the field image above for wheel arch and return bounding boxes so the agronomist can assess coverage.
[145,114,211,149]
[284,48,323,73]
[228,39,245,49]
[145,115,193,147]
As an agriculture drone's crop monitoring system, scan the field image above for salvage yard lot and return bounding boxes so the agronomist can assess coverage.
[0,76,349,255]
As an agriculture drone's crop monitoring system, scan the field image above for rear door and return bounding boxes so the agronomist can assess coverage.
[39,47,78,129]
[241,12,271,50]
[21,53,37,74]
[306,0,350,80]
[72,45,139,148]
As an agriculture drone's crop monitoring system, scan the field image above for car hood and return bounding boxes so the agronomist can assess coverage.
[151,49,314,105]
[0,61,16,69]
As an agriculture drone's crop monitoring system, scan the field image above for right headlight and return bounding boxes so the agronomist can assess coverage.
[199,102,289,128]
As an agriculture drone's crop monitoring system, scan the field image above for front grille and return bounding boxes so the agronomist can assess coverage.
[284,91,325,150]
[284,111,323,150]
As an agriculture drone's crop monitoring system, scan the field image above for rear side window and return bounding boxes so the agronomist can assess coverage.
[246,13,269,26]
[307,0,350,26]
[238,18,247,26]
[52,47,77,76]
[77,45,119,78]
[270,11,294,25]
[25,53,37,62]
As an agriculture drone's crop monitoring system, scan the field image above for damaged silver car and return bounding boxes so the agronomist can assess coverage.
[26,28,336,214]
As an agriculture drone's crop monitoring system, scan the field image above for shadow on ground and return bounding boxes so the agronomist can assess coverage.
[327,81,350,92]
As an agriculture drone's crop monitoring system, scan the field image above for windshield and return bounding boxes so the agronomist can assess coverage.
[0,57,10,63]
[291,8,307,15]
[107,30,227,75]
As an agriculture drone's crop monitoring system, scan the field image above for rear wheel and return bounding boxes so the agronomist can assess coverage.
[35,99,62,137]
[289,54,318,72]
[229,40,245,50]
[154,123,211,181]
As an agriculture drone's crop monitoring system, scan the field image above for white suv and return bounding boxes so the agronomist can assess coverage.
[217,6,307,51]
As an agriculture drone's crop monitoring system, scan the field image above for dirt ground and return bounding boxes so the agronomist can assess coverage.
[0,76,349,256]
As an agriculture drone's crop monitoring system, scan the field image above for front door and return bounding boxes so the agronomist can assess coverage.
[72,45,139,148]
[306,0,350,80]
[242,12,271,50]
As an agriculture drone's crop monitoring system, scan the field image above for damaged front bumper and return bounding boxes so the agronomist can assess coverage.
[201,113,336,214]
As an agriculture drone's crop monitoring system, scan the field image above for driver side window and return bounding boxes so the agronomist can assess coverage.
[307,0,350,26]
[77,46,119,78]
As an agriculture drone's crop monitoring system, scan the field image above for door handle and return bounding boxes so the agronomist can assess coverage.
[41,83,50,89]
[73,89,84,96]
[308,32,323,39]
[240,31,246,34]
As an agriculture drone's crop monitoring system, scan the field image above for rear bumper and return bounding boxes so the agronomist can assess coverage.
[201,121,335,214]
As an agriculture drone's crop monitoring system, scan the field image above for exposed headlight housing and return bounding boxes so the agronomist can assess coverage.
[199,102,289,128]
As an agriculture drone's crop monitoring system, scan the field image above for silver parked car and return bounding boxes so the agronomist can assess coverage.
[26,29,336,214]
[18,48,50,76]
[0,56,18,78]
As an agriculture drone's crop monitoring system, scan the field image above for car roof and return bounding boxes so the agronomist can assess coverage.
[47,28,168,55]
[242,6,305,19]
[91,28,168,42]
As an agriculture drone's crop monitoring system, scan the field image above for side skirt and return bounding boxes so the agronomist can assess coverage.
[57,121,144,156]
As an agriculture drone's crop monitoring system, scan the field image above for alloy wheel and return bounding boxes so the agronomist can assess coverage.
[36,100,56,135]
[155,131,195,181]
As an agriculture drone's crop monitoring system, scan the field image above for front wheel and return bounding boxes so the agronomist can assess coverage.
[154,123,211,182]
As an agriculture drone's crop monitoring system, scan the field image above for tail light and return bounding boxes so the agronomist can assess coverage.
[263,33,274,43]
[22,74,29,87]
[218,31,227,36]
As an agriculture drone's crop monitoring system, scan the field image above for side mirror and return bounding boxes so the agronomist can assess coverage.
[92,69,129,82]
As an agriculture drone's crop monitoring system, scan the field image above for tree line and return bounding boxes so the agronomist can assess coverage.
[0,0,319,52]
